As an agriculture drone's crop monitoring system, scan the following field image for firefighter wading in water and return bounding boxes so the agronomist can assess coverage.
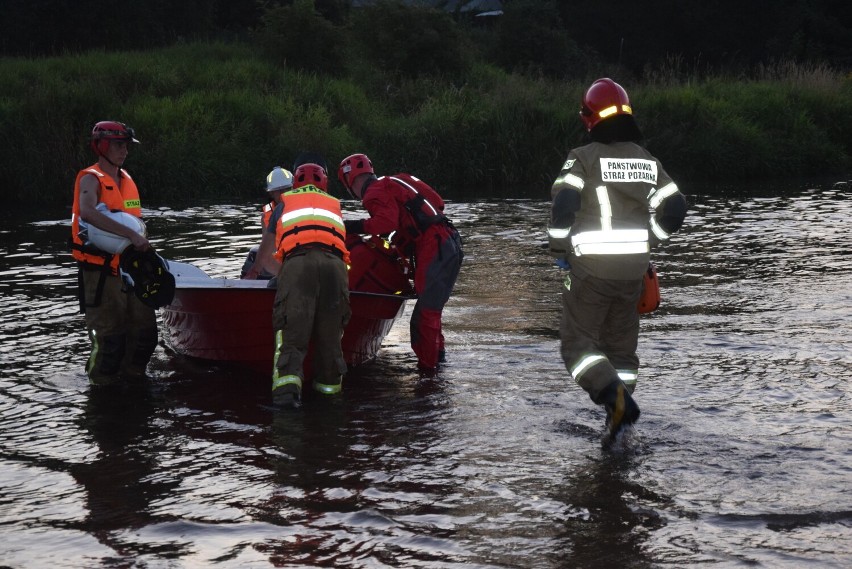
[70,121,159,385]
[548,78,687,440]
[338,154,463,376]
[271,163,351,407]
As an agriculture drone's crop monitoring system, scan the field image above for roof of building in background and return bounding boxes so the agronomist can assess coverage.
[352,0,503,17]
[443,0,503,13]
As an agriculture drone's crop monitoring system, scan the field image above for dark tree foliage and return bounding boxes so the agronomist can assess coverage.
[252,0,344,73]
[0,0,261,55]
[553,0,852,73]
[1,0,848,71]
[491,0,599,79]
[349,1,470,79]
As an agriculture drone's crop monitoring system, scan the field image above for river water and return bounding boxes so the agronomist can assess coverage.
[1,183,851,568]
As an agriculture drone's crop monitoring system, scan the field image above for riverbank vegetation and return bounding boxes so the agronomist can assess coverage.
[1,1,850,205]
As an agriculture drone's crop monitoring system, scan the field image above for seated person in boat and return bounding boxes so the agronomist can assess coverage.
[241,166,293,280]
[243,153,330,280]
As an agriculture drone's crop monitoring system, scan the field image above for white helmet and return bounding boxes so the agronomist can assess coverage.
[266,166,294,193]
[83,206,147,254]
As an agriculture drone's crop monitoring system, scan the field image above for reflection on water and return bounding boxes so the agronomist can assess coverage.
[1,184,851,567]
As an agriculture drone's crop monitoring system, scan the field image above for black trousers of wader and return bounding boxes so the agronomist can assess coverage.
[272,249,351,387]
[559,271,643,403]
[81,268,158,383]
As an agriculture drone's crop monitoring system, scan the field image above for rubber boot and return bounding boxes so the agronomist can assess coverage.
[598,380,640,440]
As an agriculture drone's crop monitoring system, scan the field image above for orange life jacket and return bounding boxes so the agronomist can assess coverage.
[261,200,276,231]
[274,185,350,264]
[70,164,142,274]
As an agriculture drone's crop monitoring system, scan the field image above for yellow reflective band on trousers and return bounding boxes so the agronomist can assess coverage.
[548,227,571,239]
[272,330,303,391]
[272,373,302,391]
[86,328,100,377]
[313,379,342,395]
[617,369,638,386]
[570,354,607,383]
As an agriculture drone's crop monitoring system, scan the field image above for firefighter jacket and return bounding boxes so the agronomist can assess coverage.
[548,141,686,280]
[359,174,448,257]
[274,185,350,265]
[70,164,142,275]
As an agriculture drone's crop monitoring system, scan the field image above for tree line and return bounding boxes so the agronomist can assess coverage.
[4,1,850,79]
[1,1,849,206]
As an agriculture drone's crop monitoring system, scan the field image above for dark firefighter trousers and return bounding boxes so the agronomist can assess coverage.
[272,248,351,390]
[560,271,643,403]
[81,267,158,384]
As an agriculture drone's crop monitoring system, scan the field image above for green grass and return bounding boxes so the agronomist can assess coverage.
[1,42,849,206]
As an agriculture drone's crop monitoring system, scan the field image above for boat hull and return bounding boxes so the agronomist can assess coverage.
[161,283,407,374]
[161,236,414,376]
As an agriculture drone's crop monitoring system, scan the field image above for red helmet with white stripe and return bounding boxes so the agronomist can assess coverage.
[580,78,633,132]
[337,153,374,192]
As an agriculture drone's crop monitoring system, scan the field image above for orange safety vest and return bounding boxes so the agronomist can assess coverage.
[274,185,350,264]
[261,200,276,231]
[70,164,142,274]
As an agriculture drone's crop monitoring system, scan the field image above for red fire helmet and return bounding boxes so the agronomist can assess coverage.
[90,120,139,156]
[580,78,633,132]
[293,163,328,191]
[337,153,374,191]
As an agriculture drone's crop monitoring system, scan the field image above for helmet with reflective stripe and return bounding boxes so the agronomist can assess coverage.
[580,78,633,132]
[338,153,374,191]
[91,120,139,157]
[266,166,294,193]
[293,163,328,191]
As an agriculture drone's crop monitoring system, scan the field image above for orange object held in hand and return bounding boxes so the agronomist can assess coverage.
[638,263,660,314]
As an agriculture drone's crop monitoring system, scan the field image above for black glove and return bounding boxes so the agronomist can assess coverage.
[344,219,365,235]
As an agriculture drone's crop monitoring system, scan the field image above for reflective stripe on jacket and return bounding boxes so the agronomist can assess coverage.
[70,164,142,274]
[274,185,350,264]
[549,141,683,280]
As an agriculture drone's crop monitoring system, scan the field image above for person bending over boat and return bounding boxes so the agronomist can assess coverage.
[241,166,293,280]
[271,162,351,406]
[242,153,331,280]
[69,121,158,385]
[547,78,687,441]
[338,154,463,376]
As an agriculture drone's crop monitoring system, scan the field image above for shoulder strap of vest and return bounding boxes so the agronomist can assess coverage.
[387,176,446,233]
[281,223,345,242]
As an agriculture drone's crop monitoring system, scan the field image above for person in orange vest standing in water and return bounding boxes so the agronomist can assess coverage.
[69,121,159,385]
[548,78,687,441]
[338,154,463,376]
[271,162,351,407]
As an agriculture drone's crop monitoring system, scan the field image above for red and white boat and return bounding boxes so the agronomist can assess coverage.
[161,236,414,376]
